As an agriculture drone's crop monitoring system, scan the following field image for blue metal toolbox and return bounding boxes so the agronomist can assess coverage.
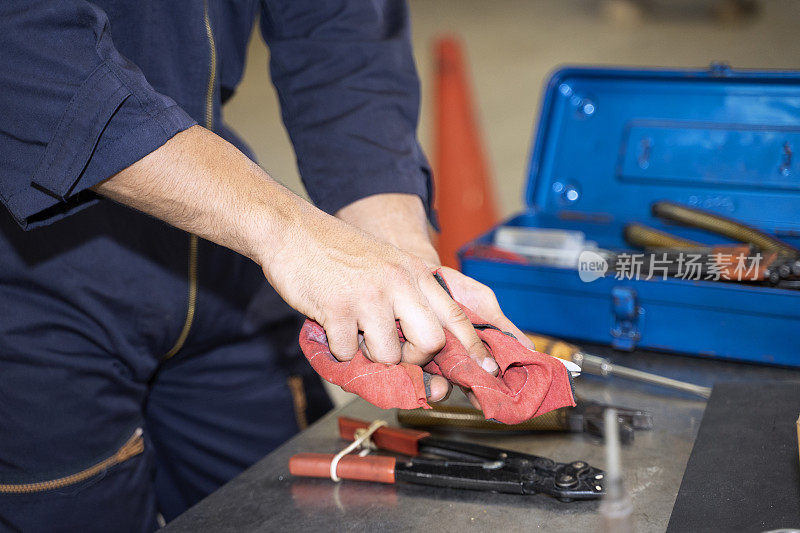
[459,64,800,366]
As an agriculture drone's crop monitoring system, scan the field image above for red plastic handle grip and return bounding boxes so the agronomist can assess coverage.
[289,453,396,484]
[338,418,430,456]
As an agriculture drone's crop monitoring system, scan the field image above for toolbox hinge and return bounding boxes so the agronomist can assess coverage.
[610,287,645,351]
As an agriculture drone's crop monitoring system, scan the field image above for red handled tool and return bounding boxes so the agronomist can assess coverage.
[289,417,605,502]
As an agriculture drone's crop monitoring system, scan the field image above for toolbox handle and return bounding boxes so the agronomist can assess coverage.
[289,453,397,484]
[338,417,430,456]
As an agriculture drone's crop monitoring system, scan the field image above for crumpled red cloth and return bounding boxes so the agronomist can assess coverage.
[298,274,575,424]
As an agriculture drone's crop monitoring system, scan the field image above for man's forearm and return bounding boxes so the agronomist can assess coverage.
[94,125,301,267]
[98,127,440,274]
[336,193,440,266]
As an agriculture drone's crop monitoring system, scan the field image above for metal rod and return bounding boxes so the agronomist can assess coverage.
[575,353,712,399]
[599,408,633,533]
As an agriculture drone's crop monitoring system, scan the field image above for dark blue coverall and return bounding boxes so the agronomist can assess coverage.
[0,1,432,530]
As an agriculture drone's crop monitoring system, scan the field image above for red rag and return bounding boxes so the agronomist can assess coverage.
[298,278,576,424]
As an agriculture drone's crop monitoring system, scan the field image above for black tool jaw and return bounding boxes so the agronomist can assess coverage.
[396,436,606,501]
[524,459,606,500]
[394,456,605,500]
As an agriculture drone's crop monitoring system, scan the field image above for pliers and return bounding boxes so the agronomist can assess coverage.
[397,398,653,444]
[289,417,606,502]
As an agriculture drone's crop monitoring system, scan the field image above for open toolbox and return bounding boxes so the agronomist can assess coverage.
[459,64,800,366]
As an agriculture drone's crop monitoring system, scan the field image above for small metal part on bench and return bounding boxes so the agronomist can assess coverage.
[599,408,634,533]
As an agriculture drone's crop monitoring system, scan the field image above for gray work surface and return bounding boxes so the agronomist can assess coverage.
[164,346,800,532]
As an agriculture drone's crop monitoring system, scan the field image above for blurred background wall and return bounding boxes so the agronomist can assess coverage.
[224,0,800,218]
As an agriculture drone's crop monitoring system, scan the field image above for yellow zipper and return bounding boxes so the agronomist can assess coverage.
[0,428,144,494]
[202,0,217,131]
[162,233,198,360]
[163,0,217,360]
[287,376,309,430]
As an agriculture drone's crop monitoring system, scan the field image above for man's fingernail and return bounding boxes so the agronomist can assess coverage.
[481,357,499,373]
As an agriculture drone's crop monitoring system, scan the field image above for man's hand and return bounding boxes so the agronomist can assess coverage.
[435,266,537,352]
[336,194,533,349]
[259,206,498,403]
[337,193,539,406]
[94,126,492,402]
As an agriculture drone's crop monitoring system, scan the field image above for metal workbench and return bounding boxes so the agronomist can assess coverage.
[164,346,800,532]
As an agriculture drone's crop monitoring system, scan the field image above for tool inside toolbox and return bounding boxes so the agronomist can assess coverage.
[471,200,800,289]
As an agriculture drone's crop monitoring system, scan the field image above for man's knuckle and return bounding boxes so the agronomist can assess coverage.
[419,329,446,354]
[384,262,408,281]
[468,337,486,353]
[355,282,386,308]
[327,333,357,358]
[321,309,349,328]
[406,257,428,275]
[361,287,382,304]
[445,302,468,323]
[480,284,497,301]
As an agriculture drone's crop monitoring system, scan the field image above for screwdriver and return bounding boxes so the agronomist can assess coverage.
[527,333,711,399]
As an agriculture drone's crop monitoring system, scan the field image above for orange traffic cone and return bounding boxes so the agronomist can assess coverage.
[433,35,499,269]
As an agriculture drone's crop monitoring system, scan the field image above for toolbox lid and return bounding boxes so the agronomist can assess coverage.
[526,64,800,233]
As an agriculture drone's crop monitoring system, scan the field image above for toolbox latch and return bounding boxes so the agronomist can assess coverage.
[611,287,644,351]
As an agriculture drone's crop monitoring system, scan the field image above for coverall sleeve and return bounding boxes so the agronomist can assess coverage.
[0,1,196,229]
[259,0,434,221]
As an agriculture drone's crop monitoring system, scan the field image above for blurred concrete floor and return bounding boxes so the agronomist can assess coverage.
[224,0,800,219]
